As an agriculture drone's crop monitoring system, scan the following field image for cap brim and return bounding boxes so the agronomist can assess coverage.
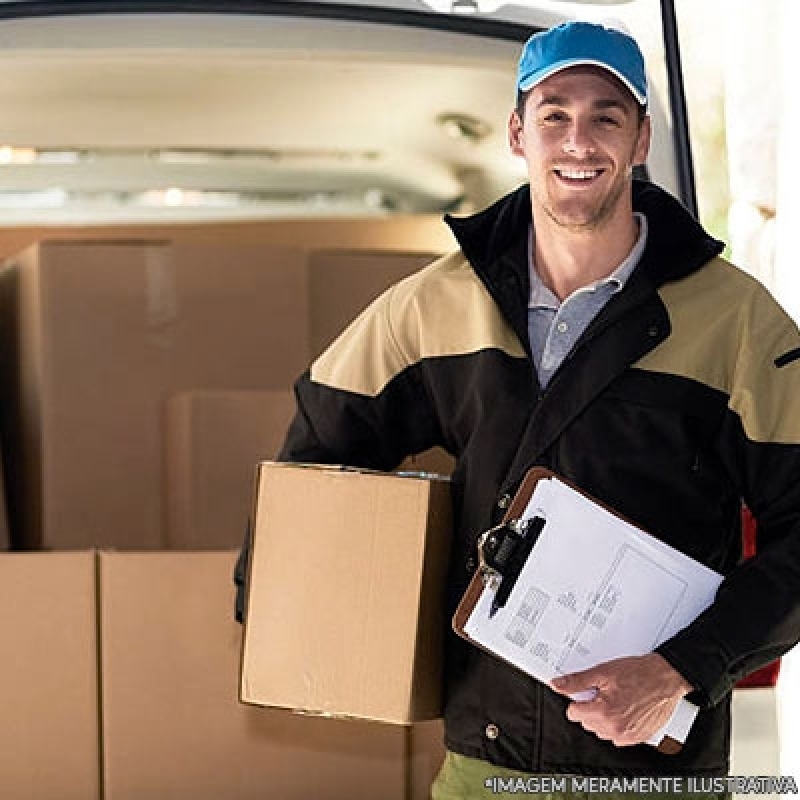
[517,58,646,107]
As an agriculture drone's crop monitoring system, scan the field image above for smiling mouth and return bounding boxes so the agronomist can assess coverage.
[554,167,604,183]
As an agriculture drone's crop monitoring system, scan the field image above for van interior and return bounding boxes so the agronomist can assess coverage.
[0,4,785,797]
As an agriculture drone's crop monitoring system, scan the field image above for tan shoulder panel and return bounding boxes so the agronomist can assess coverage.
[311,251,526,397]
[635,258,800,443]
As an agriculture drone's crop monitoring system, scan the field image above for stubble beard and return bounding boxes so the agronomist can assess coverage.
[536,167,631,233]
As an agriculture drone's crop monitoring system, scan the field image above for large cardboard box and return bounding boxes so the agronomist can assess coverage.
[241,462,452,724]
[100,550,443,800]
[0,241,308,550]
[0,552,99,799]
[165,389,295,549]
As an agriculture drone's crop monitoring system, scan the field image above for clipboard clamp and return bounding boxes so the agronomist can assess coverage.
[476,516,545,615]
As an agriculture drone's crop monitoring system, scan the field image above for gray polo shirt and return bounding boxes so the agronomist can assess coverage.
[528,213,648,388]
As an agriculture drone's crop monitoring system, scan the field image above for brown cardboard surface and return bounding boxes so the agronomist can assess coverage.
[0,552,98,799]
[0,216,452,263]
[100,550,436,800]
[410,720,447,799]
[165,389,295,549]
[241,463,452,724]
[0,241,308,549]
[309,250,437,358]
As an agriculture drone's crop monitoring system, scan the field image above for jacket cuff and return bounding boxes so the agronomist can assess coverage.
[656,636,733,708]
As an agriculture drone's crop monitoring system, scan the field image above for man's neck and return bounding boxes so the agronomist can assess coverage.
[532,212,640,301]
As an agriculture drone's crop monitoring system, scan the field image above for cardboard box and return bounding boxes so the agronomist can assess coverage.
[165,389,296,549]
[100,550,442,800]
[241,462,452,724]
[0,552,99,799]
[0,241,308,550]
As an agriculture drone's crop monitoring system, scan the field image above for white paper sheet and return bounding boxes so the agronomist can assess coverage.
[463,476,723,746]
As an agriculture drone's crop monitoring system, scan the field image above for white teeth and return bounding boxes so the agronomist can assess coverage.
[558,169,600,180]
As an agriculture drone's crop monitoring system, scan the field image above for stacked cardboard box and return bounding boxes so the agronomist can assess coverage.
[101,549,444,800]
[0,241,308,550]
[0,233,447,551]
[0,549,445,799]
[0,552,98,799]
[165,389,296,549]
[0,222,451,797]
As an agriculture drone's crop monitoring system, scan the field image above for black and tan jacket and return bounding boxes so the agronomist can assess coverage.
[236,181,800,775]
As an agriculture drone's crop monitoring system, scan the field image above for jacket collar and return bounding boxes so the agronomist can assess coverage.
[444,180,725,296]
[445,182,726,493]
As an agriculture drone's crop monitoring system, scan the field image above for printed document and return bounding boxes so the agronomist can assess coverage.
[462,475,723,746]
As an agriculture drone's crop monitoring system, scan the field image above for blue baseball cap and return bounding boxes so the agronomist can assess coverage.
[517,21,647,108]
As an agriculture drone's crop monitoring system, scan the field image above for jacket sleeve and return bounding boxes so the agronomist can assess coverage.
[657,289,800,707]
[283,278,445,468]
[233,280,445,621]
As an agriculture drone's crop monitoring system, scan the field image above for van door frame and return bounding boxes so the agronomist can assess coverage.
[660,0,698,217]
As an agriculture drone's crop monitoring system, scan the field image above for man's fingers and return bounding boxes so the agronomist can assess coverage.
[555,655,690,747]
[567,702,594,724]
[567,699,639,746]
[550,668,603,697]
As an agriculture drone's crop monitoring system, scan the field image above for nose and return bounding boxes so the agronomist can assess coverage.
[562,119,596,157]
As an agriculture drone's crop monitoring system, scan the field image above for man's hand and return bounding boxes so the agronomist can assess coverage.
[549,653,693,747]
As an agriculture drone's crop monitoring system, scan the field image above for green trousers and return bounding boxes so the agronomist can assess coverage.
[431,752,731,800]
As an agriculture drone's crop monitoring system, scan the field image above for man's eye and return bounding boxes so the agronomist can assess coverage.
[543,112,568,123]
[596,115,622,127]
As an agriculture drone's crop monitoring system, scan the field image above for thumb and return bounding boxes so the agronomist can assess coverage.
[550,668,601,700]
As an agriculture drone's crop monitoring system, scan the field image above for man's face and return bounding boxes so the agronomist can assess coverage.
[509,65,650,232]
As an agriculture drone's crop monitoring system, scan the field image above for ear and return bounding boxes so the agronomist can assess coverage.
[509,109,525,157]
[633,113,651,166]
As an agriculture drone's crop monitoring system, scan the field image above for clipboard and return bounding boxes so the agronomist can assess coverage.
[453,467,715,756]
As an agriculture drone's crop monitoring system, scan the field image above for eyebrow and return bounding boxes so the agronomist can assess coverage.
[536,95,630,114]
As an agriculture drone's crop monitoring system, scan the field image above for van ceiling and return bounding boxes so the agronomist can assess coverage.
[0,12,527,222]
